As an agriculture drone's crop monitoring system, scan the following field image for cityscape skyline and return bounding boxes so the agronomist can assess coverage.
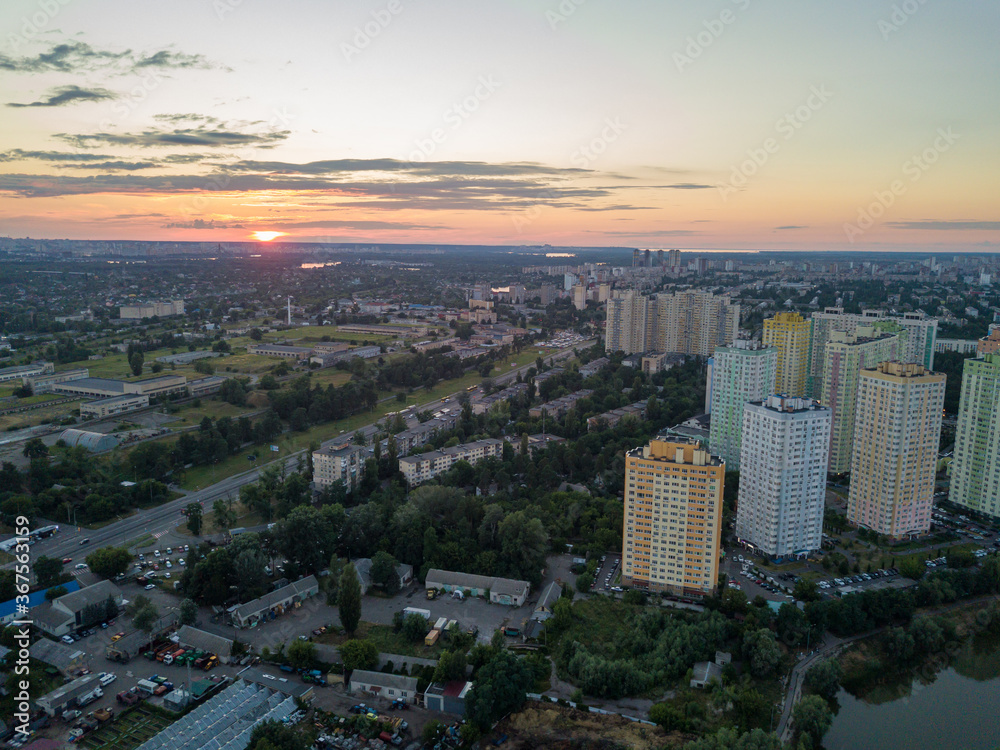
[1,0,997,251]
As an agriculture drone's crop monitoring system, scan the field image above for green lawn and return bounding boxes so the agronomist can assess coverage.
[169,399,259,429]
[315,621,446,659]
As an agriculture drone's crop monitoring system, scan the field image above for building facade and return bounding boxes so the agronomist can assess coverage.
[79,393,149,420]
[762,312,810,397]
[605,290,739,357]
[735,396,831,559]
[807,308,936,398]
[621,438,724,597]
[847,362,945,539]
[950,354,1000,517]
[398,438,505,486]
[821,327,903,474]
[119,300,185,319]
[708,340,777,470]
[312,442,367,491]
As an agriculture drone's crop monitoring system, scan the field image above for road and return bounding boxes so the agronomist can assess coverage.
[11,342,588,563]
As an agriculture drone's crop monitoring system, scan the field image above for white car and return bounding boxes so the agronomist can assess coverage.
[75,563,88,570]
[165,561,172,569]
[154,550,161,557]
[61,635,75,644]
[178,558,185,566]
[99,672,117,686]
[145,584,155,590]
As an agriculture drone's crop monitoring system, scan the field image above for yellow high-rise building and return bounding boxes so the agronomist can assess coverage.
[762,312,810,397]
[622,438,725,597]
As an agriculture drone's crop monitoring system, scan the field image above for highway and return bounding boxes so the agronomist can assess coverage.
[12,342,589,563]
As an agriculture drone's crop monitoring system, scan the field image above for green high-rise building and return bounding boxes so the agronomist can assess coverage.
[951,354,1000,518]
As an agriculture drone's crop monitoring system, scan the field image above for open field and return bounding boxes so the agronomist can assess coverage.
[315,621,446,659]
[0,398,81,431]
[168,399,259,429]
[78,704,173,750]
[137,346,558,491]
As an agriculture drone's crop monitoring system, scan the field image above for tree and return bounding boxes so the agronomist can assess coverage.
[22,438,48,460]
[402,614,429,642]
[793,578,821,603]
[433,650,468,682]
[179,598,198,625]
[339,563,362,635]
[370,551,401,595]
[793,694,832,749]
[213,497,237,532]
[250,328,264,341]
[34,556,64,588]
[744,628,782,678]
[129,351,145,376]
[804,658,842,701]
[186,503,203,535]
[338,638,378,672]
[45,585,68,601]
[133,602,160,633]
[352,430,366,447]
[465,650,534,729]
[681,728,785,750]
[219,378,248,406]
[85,546,132,579]
[247,720,308,750]
[287,638,317,670]
[898,557,925,581]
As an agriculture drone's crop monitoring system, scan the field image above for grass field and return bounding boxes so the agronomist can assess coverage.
[0,398,81,431]
[169,399,259,429]
[79,704,173,750]
[315,621,446,659]
[151,346,557,491]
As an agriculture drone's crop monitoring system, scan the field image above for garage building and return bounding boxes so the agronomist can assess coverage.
[232,575,318,629]
[424,569,530,607]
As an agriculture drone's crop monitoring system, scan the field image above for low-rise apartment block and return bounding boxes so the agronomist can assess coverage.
[313,442,367,490]
[528,389,593,419]
[587,401,647,431]
[399,438,506,486]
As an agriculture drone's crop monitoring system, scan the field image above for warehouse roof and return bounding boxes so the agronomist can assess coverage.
[29,638,86,672]
[55,580,121,614]
[233,575,317,620]
[350,669,418,694]
[177,626,233,658]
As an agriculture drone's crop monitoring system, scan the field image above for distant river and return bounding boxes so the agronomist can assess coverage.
[825,634,1000,750]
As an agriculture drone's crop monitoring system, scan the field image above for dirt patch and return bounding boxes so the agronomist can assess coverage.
[501,703,683,749]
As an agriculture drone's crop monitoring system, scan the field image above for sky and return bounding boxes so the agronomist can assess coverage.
[0,0,997,251]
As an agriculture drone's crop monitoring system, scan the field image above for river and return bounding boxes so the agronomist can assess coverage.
[825,633,1000,750]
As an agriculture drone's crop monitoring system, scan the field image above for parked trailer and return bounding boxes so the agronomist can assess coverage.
[424,629,440,646]
[402,607,431,620]
[434,617,448,631]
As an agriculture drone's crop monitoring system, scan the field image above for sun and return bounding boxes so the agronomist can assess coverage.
[251,231,286,242]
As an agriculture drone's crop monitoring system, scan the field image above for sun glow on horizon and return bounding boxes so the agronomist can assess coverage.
[251,231,287,242]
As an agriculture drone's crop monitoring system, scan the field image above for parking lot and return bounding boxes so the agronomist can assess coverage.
[589,553,622,593]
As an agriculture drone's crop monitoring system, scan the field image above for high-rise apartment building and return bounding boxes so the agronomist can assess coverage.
[621,438,724,597]
[950,353,1000,517]
[762,312,810,397]
[735,396,831,559]
[572,284,587,311]
[847,362,945,539]
[708,340,777,470]
[821,326,903,474]
[605,290,739,357]
[807,308,937,397]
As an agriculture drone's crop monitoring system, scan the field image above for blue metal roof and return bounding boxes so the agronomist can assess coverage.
[0,580,80,619]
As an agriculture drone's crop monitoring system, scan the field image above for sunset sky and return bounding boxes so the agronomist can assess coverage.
[0,0,997,251]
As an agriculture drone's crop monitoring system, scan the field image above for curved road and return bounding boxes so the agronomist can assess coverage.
[11,343,588,563]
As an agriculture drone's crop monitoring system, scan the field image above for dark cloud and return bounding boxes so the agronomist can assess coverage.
[775,225,807,230]
[162,219,244,229]
[112,212,167,219]
[275,219,445,230]
[581,229,700,236]
[0,149,209,169]
[7,85,117,108]
[886,220,1000,231]
[55,127,289,149]
[0,41,221,74]
[222,158,590,177]
[133,50,218,70]
[0,42,129,73]
[0,172,614,208]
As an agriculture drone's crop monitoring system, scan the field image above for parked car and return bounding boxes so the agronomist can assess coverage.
[145,584,155,590]
[79,538,90,545]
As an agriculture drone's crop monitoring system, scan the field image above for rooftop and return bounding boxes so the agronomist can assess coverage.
[349,669,418,693]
